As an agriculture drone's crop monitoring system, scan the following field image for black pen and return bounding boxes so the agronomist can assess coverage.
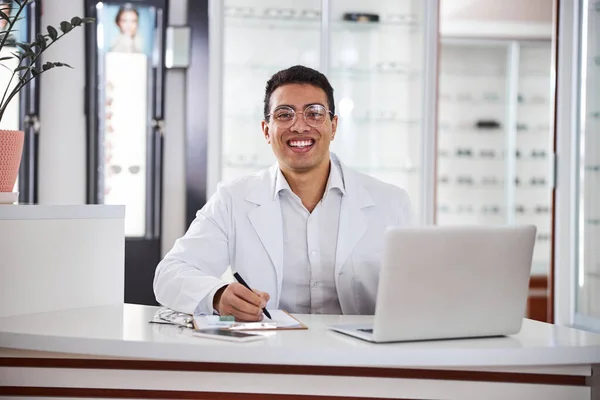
[233,272,272,320]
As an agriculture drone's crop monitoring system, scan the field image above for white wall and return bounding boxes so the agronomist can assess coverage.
[39,0,188,255]
[39,0,86,205]
[162,0,187,256]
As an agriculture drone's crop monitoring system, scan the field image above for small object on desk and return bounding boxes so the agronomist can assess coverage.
[193,310,307,331]
[342,12,379,22]
[190,328,269,342]
[233,272,272,319]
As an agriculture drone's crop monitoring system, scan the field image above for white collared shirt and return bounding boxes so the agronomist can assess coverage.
[275,160,345,314]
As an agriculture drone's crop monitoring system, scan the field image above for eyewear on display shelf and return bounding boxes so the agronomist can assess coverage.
[110,165,142,174]
[455,148,473,157]
[530,177,547,186]
[263,8,297,19]
[517,123,528,131]
[456,175,474,185]
[438,204,450,213]
[482,92,500,101]
[479,149,496,159]
[481,177,500,185]
[456,204,474,214]
[481,205,501,214]
[456,92,474,102]
[535,205,550,214]
[377,62,409,73]
[537,233,550,242]
[385,13,417,24]
[531,150,547,158]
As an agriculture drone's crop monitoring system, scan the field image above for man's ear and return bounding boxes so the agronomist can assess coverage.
[331,115,338,141]
[261,120,271,144]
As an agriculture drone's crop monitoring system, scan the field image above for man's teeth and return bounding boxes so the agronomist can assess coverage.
[289,140,314,148]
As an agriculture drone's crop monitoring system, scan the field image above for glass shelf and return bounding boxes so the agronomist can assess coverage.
[224,63,420,80]
[224,114,420,126]
[223,162,420,175]
[223,15,419,33]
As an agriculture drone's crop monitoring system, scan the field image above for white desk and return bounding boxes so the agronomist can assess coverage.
[1,304,599,400]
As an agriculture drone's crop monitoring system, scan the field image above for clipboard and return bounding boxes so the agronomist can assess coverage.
[192,310,308,331]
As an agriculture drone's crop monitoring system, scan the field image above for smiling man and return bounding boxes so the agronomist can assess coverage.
[154,65,413,321]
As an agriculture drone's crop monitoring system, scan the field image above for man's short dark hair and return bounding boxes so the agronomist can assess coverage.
[263,65,335,121]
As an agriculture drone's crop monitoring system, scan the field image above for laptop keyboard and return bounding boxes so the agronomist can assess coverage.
[358,328,373,333]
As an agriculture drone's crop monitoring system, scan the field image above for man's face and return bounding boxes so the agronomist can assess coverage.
[118,10,138,37]
[262,83,337,174]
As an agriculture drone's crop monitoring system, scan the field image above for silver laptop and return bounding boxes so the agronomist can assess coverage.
[329,225,537,343]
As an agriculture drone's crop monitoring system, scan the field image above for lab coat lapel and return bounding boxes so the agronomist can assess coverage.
[246,165,284,298]
[334,159,375,279]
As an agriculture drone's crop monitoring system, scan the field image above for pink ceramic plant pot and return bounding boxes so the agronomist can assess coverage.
[0,130,24,192]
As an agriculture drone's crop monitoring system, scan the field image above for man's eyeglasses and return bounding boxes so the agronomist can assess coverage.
[267,104,334,128]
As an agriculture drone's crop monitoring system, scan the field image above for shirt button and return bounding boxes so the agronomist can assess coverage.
[311,250,317,257]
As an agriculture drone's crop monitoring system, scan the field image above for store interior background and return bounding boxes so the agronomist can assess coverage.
[14,0,598,332]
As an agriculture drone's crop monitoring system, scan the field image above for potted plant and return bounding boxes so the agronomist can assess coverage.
[0,0,93,204]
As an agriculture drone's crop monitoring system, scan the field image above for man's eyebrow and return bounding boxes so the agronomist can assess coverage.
[273,102,326,110]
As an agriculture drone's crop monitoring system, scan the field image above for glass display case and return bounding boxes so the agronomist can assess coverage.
[436,39,553,277]
[85,0,168,305]
[211,0,438,222]
[575,0,600,329]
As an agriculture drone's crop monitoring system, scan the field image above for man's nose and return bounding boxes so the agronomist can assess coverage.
[289,113,311,132]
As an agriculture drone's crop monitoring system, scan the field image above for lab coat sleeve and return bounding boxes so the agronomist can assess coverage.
[153,184,233,314]
[395,187,415,227]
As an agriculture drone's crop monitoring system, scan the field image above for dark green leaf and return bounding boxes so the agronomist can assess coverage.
[37,33,46,50]
[31,67,41,77]
[15,66,29,72]
[52,62,72,68]
[14,0,22,5]
[47,25,58,40]
[0,56,13,61]
[42,62,53,71]
[16,43,31,52]
[11,52,23,60]
[82,17,96,23]
[70,17,82,26]
[59,21,73,33]
[0,10,9,21]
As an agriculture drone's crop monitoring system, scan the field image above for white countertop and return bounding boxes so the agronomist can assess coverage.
[0,205,124,220]
[1,304,600,368]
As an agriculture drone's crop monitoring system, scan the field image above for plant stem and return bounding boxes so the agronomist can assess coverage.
[0,30,68,119]
[0,0,28,118]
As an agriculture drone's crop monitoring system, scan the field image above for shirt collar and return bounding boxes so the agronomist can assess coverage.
[274,158,346,200]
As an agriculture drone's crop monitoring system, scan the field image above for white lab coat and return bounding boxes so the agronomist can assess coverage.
[153,154,413,315]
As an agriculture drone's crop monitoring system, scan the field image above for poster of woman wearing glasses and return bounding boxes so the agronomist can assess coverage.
[100,3,157,237]
[102,3,155,56]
